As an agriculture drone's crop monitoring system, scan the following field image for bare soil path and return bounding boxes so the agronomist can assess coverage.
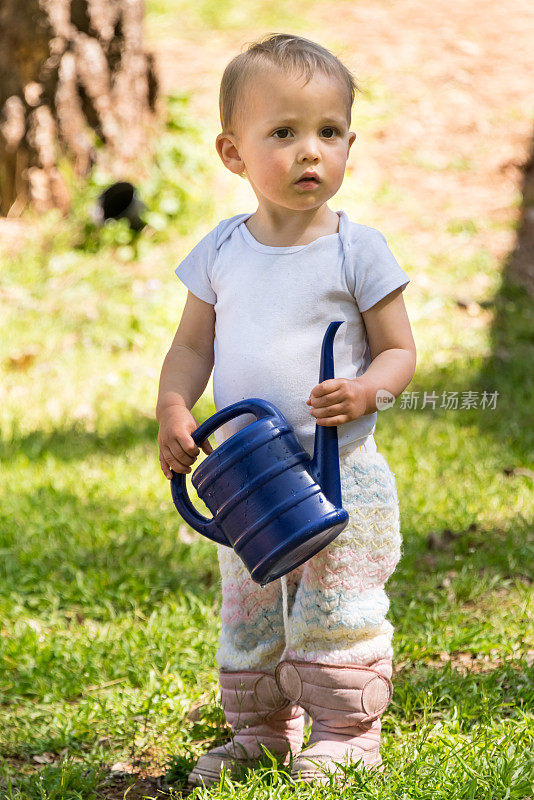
[149,0,534,283]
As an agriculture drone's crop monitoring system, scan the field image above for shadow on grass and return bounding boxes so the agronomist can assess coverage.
[391,658,534,726]
[0,416,159,463]
[476,133,534,455]
[375,137,534,470]
[0,484,221,616]
[395,514,532,581]
[0,397,215,464]
[0,759,181,800]
[0,482,530,619]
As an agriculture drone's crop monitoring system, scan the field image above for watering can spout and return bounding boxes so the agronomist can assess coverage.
[310,321,344,509]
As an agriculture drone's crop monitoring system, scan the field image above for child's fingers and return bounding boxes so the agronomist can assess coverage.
[310,402,346,420]
[201,439,213,455]
[161,444,192,474]
[158,452,173,479]
[174,436,199,460]
[308,383,344,406]
[167,438,199,465]
[309,393,344,411]
[310,379,342,398]
[314,416,346,426]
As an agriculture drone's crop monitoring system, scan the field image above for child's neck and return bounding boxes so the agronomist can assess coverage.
[245,205,339,247]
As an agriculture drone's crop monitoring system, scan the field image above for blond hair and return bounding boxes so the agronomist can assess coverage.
[219,33,359,137]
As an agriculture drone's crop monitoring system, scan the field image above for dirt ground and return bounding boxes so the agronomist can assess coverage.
[3,0,533,288]
[151,0,534,282]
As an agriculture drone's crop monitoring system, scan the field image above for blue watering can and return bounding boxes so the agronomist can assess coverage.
[171,321,349,586]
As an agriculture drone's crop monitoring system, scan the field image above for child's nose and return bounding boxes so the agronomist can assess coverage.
[298,138,321,162]
[299,150,320,162]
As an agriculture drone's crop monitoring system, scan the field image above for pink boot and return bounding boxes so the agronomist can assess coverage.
[275,658,393,783]
[188,669,305,787]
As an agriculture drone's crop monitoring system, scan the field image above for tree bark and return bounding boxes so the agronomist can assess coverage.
[0,0,158,216]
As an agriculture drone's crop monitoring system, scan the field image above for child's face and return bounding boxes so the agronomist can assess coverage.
[217,64,356,213]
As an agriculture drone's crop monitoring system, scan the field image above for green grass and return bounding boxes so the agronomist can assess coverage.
[1,41,533,800]
[145,0,328,36]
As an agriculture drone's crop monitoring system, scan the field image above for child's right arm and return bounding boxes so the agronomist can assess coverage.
[156,290,215,479]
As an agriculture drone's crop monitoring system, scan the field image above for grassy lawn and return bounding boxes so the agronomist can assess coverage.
[1,4,533,799]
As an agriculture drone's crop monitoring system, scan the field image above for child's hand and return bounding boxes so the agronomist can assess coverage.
[307,378,368,426]
[157,405,213,479]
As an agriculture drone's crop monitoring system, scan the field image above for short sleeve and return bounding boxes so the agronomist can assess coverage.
[174,227,218,305]
[346,228,409,313]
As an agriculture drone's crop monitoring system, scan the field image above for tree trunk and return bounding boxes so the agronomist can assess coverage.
[0,0,158,216]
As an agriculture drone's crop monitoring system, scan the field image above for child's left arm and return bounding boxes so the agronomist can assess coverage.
[307,287,416,425]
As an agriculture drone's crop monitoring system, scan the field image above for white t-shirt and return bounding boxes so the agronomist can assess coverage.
[175,209,409,457]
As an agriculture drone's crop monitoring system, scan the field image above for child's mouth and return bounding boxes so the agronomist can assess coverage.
[295,178,320,189]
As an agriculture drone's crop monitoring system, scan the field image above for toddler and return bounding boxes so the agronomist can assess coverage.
[156,33,416,787]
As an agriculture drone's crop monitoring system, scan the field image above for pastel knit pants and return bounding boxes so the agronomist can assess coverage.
[216,436,402,672]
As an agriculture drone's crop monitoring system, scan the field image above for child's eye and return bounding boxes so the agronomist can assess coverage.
[273,128,292,139]
[272,127,340,139]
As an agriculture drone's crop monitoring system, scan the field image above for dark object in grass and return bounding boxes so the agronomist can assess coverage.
[94,181,146,231]
[427,527,464,550]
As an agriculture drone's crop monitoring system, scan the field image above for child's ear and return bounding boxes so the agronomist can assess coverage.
[215,132,246,176]
[347,131,357,153]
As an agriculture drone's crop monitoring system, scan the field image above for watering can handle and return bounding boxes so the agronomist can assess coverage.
[170,398,278,547]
